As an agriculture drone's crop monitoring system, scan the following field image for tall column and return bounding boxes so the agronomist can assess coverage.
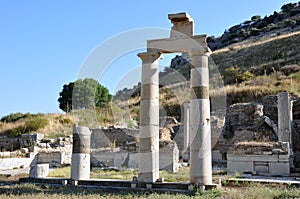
[137,52,161,182]
[278,92,292,146]
[182,102,190,161]
[189,48,212,185]
[71,125,91,180]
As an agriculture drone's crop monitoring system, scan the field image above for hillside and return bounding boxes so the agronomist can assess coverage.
[0,113,74,138]
[114,2,300,121]
[2,2,300,133]
[208,2,300,50]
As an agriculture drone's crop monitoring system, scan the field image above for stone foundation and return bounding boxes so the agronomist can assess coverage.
[227,142,290,176]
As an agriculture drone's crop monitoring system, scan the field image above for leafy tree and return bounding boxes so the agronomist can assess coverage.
[58,78,112,112]
[58,82,74,112]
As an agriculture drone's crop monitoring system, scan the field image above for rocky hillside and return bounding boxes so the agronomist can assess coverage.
[208,2,300,50]
[113,2,300,121]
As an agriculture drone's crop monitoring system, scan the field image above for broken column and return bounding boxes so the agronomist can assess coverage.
[137,52,161,182]
[278,92,292,145]
[182,102,190,161]
[169,12,194,38]
[71,125,91,180]
[189,48,212,185]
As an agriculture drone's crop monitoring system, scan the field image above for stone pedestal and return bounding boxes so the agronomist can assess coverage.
[189,49,212,185]
[71,125,91,180]
[29,163,49,178]
[137,52,161,183]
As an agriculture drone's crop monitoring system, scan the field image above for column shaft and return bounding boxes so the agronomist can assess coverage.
[182,102,190,161]
[189,49,212,185]
[71,125,91,180]
[137,52,161,183]
[278,92,292,145]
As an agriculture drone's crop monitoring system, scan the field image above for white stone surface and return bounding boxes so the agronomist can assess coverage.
[182,102,190,161]
[190,67,209,87]
[71,153,90,180]
[147,36,206,54]
[138,52,161,183]
[29,163,49,178]
[37,152,65,167]
[189,99,210,126]
[278,92,292,144]
[227,161,253,175]
[168,12,194,38]
[0,156,35,170]
[227,154,289,162]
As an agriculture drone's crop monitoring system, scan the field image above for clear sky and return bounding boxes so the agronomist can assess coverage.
[0,0,298,117]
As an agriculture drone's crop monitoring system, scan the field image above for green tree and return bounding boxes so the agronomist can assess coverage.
[58,78,112,112]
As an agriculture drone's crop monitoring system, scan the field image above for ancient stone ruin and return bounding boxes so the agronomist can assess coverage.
[137,12,212,185]
[4,12,300,193]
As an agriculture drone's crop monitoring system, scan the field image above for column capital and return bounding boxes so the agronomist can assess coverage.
[137,52,162,63]
[188,47,212,57]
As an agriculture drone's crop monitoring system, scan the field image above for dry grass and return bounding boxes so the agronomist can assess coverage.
[0,180,299,198]
[0,113,75,138]
[48,166,191,182]
[214,30,300,54]
[2,167,300,198]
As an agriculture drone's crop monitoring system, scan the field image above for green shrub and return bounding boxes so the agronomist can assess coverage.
[25,117,49,132]
[1,112,30,123]
[249,28,261,36]
[10,126,26,137]
[125,119,135,129]
[284,19,297,27]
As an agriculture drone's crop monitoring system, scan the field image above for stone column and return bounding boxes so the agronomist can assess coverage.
[189,48,212,185]
[278,92,292,145]
[137,52,161,183]
[182,102,190,161]
[71,125,91,180]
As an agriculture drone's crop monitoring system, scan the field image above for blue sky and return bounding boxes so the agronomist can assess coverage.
[0,0,298,117]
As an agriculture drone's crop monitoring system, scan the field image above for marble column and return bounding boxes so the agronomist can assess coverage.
[189,48,212,185]
[278,92,292,146]
[71,125,91,180]
[182,102,190,161]
[137,52,161,182]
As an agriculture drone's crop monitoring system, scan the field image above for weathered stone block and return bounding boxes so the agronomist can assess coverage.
[269,162,290,175]
[227,161,253,174]
[227,155,280,162]
[158,141,180,173]
[29,164,49,178]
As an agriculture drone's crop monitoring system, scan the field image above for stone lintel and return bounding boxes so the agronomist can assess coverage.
[168,12,193,23]
[147,35,208,54]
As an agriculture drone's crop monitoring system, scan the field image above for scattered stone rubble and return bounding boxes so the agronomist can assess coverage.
[2,92,300,179]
